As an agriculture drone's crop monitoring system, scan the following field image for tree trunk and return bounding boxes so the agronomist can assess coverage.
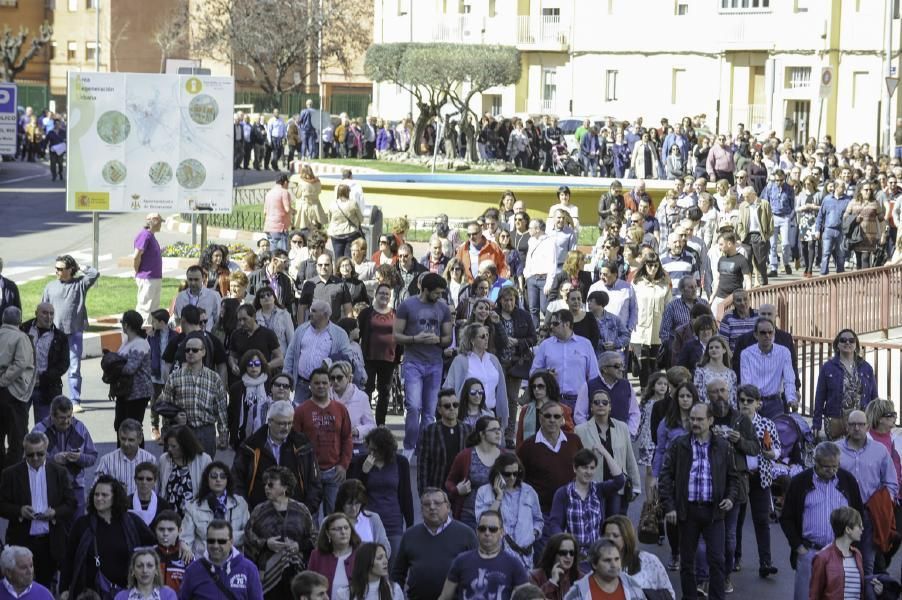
[411,102,436,157]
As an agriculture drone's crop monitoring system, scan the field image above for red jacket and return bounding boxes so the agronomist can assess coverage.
[455,240,509,282]
[809,543,864,600]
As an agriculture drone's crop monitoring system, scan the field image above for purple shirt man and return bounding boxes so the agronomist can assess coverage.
[134,213,163,322]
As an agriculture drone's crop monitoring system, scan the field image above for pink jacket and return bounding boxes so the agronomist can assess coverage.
[263,185,292,233]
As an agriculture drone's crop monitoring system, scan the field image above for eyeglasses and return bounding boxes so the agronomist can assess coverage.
[209,472,228,480]
[591,398,611,406]
[477,525,500,533]
[469,389,485,396]
[247,360,262,367]
[502,470,520,478]
[206,538,231,545]
[185,347,204,353]
[330,374,346,381]
[271,382,292,389]
[557,550,576,557]
[316,263,331,268]
[838,337,856,344]
[441,402,460,409]
[542,413,563,420]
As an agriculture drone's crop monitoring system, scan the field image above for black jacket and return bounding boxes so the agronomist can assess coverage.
[658,432,740,520]
[0,460,77,564]
[20,319,69,397]
[395,258,428,299]
[232,426,322,514]
[0,275,21,314]
[712,409,760,503]
[248,268,296,316]
[780,467,863,569]
[495,306,537,379]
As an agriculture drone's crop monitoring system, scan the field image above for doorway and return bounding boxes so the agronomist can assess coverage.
[784,100,810,147]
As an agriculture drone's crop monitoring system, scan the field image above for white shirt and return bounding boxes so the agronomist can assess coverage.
[535,429,564,453]
[467,353,500,410]
[523,235,557,278]
[28,462,49,536]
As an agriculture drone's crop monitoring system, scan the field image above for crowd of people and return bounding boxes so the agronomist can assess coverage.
[0,118,902,600]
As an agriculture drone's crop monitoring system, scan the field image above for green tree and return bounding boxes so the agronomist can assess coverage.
[365,43,520,158]
[0,22,52,83]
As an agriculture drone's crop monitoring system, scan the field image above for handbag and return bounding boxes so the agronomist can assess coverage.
[637,498,661,545]
[643,590,673,600]
[152,399,182,420]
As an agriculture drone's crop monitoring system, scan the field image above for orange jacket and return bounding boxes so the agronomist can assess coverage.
[866,486,897,553]
[455,239,509,282]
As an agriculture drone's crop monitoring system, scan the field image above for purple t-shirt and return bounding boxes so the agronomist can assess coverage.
[134,228,162,279]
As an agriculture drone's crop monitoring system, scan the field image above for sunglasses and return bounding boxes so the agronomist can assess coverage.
[208,472,228,480]
[477,525,500,533]
[247,360,262,367]
[55,266,67,272]
[591,399,611,406]
[557,550,576,557]
[502,471,520,478]
[185,347,204,353]
[542,413,563,420]
[206,538,230,545]
[838,337,856,344]
[441,402,460,409]
[271,382,291,389]
[884,412,898,419]
[531,383,546,390]
[469,389,485,396]
[330,374,346,381]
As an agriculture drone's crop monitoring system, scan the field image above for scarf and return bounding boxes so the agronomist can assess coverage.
[240,373,271,440]
[130,492,158,525]
[206,492,229,520]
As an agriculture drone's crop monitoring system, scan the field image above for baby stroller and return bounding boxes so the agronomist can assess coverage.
[551,143,581,176]
[769,412,816,517]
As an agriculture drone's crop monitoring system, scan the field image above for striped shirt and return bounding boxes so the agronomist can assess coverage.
[718,310,758,350]
[297,326,333,380]
[95,447,157,495]
[802,474,848,547]
[156,366,228,435]
[659,297,707,344]
[843,556,861,598]
[660,251,698,296]
[530,334,601,397]
[739,343,797,404]
[688,438,713,502]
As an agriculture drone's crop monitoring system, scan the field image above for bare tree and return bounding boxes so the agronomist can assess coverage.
[0,22,53,82]
[152,5,190,73]
[192,0,371,101]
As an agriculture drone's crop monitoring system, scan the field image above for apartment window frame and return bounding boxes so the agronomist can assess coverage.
[719,0,770,12]
[542,67,557,111]
[605,70,619,102]
[0,0,19,7]
[852,71,868,109]
[786,66,812,89]
[67,0,77,10]
[66,41,77,61]
[671,68,686,105]
[85,41,99,63]
[86,0,98,8]
[676,3,689,15]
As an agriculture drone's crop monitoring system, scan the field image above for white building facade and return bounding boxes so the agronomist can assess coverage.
[372,0,901,151]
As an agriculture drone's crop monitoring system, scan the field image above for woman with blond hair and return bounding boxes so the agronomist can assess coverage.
[293,164,327,230]
[328,184,364,258]
[547,250,591,303]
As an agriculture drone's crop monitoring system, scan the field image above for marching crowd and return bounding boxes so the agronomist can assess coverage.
[0,122,901,600]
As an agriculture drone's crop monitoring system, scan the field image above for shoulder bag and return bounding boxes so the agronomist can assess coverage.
[201,559,240,600]
[93,528,123,600]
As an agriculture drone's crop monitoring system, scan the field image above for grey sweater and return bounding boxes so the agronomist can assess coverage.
[40,267,100,334]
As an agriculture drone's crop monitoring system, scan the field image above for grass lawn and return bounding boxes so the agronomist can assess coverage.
[314,157,552,176]
[19,276,183,320]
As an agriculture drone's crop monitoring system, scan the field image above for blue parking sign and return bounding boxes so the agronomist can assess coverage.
[0,82,17,155]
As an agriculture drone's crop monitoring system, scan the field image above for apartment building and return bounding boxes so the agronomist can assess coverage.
[373,0,900,150]
[0,0,52,108]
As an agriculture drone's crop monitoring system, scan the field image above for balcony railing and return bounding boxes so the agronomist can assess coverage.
[746,264,902,339]
[728,103,768,134]
[517,15,568,50]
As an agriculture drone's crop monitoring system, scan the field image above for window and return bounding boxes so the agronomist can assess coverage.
[786,67,812,89]
[67,41,77,61]
[67,0,77,9]
[605,70,618,101]
[852,71,869,109]
[397,0,408,16]
[677,3,689,14]
[86,0,97,7]
[542,68,557,111]
[85,41,99,62]
[0,0,18,7]
[671,68,686,104]
[720,0,770,11]
[488,0,496,17]
[50,41,57,60]
[794,0,808,12]
[488,94,502,116]
[542,7,561,18]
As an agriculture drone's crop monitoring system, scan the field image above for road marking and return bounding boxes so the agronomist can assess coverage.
[0,174,49,185]
[0,187,65,193]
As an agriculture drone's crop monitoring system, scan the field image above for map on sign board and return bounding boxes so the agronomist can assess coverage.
[66,72,235,213]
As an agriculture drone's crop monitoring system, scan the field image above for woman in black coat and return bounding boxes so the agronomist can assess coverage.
[547,250,593,302]
[496,286,537,448]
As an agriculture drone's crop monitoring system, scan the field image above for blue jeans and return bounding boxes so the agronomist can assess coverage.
[320,466,342,518]
[267,231,288,252]
[526,275,548,329]
[581,155,598,177]
[402,359,443,451]
[820,228,845,275]
[293,380,312,405]
[303,130,318,158]
[67,331,83,403]
[30,387,52,425]
[769,213,797,269]
[793,547,815,600]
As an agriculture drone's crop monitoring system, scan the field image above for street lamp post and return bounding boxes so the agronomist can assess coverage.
[92,0,100,269]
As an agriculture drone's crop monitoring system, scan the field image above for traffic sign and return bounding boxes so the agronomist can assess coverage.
[887,76,899,97]
[0,82,17,155]
[819,67,833,99]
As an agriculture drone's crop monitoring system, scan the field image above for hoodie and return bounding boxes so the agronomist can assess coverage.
[178,547,263,600]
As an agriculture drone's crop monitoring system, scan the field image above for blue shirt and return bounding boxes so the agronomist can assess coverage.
[762,182,795,216]
[266,117,286,139]
[531,334,601,396]
[839,437,898,504]
[596,311,631,352]
[802,474,848,547]
[815,194,852,231]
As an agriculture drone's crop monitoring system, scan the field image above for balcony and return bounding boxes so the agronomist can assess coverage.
[517,15,569,51]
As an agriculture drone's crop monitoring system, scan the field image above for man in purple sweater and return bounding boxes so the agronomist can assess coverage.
[179,520,263,600]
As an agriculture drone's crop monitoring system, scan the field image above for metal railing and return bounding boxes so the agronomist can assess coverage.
[233,188,267,205]
[794,336,902,417]
[746,264,902,339]
[517,15,568,48]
